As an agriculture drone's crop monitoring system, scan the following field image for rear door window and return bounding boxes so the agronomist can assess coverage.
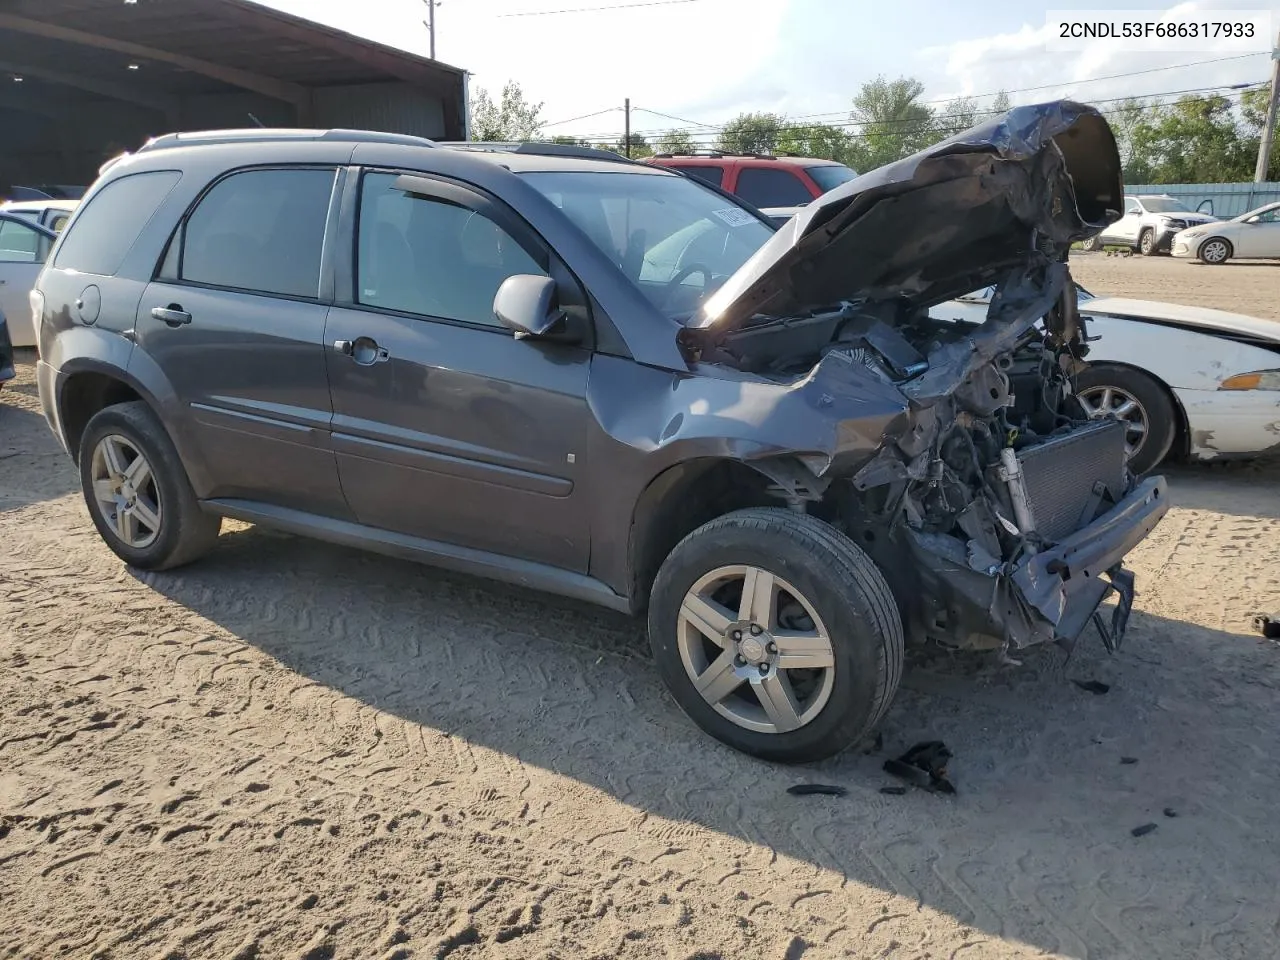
[53,171,181,276]
[175,167,336,299]
[734,168,813,208]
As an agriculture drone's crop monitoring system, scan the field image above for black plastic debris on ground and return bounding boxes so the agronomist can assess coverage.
[883,741,955,794]
[879,786,907,796]
[786,783,847,797]
[1131,823,1158,837]
[1120,756,1139,765]
[1252,614,1280,639]
[1163,807,1178,818]
[1072,679,1111,694]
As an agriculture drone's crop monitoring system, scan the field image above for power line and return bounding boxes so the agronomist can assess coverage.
[542,106,623,128]
[568,53,1269,139]
[573,82,1267,141]
[497,0,704,17]
[557,85,1266,146]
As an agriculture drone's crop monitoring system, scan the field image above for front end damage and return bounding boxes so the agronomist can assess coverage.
[679,101,1169,655]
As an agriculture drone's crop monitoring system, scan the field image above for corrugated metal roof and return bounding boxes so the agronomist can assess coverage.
[0,0,465,97]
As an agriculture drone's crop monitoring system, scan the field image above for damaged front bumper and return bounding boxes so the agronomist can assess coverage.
[905,476,1168,653]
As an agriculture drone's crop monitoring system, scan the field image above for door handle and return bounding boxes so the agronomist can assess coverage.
[151,305,191,327]
[336,336,389,365]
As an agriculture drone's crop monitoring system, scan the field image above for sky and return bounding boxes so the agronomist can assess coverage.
[258,0,1280,142]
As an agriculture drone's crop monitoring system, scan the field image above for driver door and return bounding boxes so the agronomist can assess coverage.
[0,216,51,346]
[324,168,595,572]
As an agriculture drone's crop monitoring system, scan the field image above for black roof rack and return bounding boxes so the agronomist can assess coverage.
[436,140,642,164]
[135,128,439,153]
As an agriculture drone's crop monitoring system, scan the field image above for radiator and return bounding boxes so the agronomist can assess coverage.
[1016,419,1129,542]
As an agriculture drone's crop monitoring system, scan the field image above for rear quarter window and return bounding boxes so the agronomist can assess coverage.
[53,170,182,276]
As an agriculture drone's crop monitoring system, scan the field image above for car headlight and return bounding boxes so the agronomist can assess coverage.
[1179,227,1206,238]
[1219,370,1280,391]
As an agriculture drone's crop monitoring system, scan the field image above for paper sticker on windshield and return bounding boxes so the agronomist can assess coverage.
[712,207,756,227]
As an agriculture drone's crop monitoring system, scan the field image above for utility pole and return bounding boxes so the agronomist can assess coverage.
[423,0,438,60]
[624,97,631,158]
[1254,29,1280,183]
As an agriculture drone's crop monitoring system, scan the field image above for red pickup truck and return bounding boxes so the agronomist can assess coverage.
[644,152,857,210]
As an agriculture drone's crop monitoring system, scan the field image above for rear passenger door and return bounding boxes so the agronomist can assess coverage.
[135,166,350,518]
[323,169,593,573]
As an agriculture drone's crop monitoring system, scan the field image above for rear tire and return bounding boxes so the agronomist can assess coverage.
[1198,237,1232,264]
[79,401,221,571]
[647,507,903,763]
[1074,364,1178,476]
[1080,236,1100,252]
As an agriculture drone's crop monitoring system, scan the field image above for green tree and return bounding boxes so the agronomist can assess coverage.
[593,133,652,157]
[655,129,696,154]
[716,112,786,154]
[1130,94,1254,183]
[848,75,936,169]
[936,95,979,137]
[469,80,544,141]
[1240,85,1280,180]
[549,135,591,147]
[1104,97,1155,183]
[778,123,854,162]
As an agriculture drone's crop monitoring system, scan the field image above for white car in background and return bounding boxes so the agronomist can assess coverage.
[0,198,78,233]
[1080,194,1218,256]
[1171,201,1280,264]
[931,285,1280,473]
[0,212,56,347]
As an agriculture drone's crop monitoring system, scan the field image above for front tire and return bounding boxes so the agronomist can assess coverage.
[1198,237,1232,264]
[1074,364,1177,476]
[647,507,903,763]
[1138,229,1157,256]
[1080,235,1100,252]
[79,401,221,570]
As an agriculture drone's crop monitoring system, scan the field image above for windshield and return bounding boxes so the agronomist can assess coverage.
[805,164,857,193]
[1140,197,1193,213]
[521,170,774,320]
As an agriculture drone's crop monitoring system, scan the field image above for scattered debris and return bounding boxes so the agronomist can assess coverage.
[1072,679,1111,695]
[879,786,908,796]
[883,741,956,794]
[1163,807,1178,818]
[1131,823,1158,837]
[1251,614,1280,639]
[1120,757,1139,765]
[786,783,847,797]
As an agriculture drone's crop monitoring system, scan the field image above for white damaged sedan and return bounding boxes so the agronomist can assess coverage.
[931,285,1280,473]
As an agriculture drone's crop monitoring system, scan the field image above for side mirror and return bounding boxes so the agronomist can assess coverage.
[493,274,565,339]
[1246,215,1260,223]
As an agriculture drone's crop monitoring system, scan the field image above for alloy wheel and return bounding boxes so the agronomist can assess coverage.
[1201,239,1229,263]
[676,565,835,734]
[1139,231,1155,255]
[1076,386,1149,461]
[90,434,163,549]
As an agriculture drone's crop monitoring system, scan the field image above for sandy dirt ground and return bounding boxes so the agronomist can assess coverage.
[2,256,1279,960]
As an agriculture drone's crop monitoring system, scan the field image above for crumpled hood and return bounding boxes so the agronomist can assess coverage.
[695,100,1123,331]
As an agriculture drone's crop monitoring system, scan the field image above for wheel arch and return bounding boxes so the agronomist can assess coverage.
[1079,359,1191,460]
[626,456,821,614]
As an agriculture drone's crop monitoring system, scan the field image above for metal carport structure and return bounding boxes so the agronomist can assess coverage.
[0,0,468,189]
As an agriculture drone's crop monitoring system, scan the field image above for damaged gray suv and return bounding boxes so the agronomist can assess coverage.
[35,102,1168,762]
